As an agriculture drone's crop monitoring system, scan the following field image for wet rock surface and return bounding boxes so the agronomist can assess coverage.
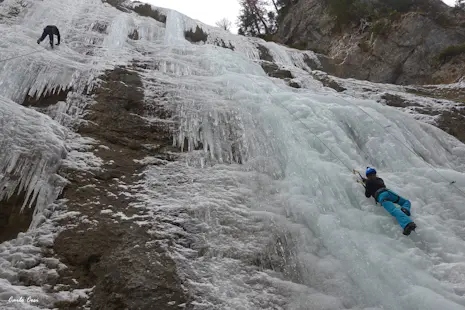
[257,44,273,62]
[437,107,465,143]
[132,2,166,24]
[184,26,208,43]
[23,88,71,108]
[213,38,235,50]
[382,93,421,108]
[104,0,167,23]
[405,85,465,143]
[50,66,189,309]
[261,61,293,79]
[288,80,301,88]
[128,29,139,40]
[311,73,347,92]
[381,86,465,143]
[0,190,34,243]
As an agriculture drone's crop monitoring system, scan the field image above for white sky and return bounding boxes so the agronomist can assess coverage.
[144,0,241,32]
[143,0,456,34]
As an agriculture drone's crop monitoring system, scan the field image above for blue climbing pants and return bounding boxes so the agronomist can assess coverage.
[377,191,412,229]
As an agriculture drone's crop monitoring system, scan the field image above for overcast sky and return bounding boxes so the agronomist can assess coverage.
[144,0,241,31]
[144,0,456,33]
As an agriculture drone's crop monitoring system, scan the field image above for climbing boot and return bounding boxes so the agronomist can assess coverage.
[403,222,416,236]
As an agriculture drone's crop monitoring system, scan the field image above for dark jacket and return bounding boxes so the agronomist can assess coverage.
[363,177,387,201]
[42,25,60,45]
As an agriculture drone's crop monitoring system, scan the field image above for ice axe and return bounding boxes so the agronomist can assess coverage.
[353,169,366,188]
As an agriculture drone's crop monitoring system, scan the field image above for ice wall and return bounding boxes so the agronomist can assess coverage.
[1,0,465,308]
[0,0,157,217]
[0,95,66,216]
[133,6,465,310]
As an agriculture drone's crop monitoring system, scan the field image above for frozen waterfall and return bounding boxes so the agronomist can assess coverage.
[0,0,465,309]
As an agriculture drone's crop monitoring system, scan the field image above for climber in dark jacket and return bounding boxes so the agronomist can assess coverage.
[37,25,60,48]
[362,167,416,236]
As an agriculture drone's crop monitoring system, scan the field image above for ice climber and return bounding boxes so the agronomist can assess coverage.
[362,167,417,236]
[37,25,60,48]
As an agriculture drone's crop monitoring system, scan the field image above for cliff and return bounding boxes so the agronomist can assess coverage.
[275,0,465,85]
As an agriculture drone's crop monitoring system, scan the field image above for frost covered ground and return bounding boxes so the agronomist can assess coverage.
[1,0,465,309]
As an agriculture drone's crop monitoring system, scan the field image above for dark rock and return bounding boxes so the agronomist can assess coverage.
[91,232,187,310]
[54,225,124,287]
[132,3,167,23]
[23,87,71,108]
[128,29,139,40]
[437,107,465,143]
[414,107,441,116]
[214,39,235,50]
[52,65,188,309]
[381,88,465,144]
[79,67,174,148]
[184,26,208,43]
[260,62,293,79]
[0,190,35,243]
[18,267,59,287]
[102,0,131,13]
[92,22,108,34]
[407,85,465,105]
[382,93,420,108]
[257,44,273,62]
[288,81,301,88]
[314,54,338,74]
[325,80,346,92]
[93,169,123,181]
[303,54,322,71]
[311,74,346,92]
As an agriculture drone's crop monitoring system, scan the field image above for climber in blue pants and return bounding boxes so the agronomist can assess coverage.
[362,167,417,235]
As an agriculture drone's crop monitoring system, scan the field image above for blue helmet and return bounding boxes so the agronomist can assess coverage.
[366,167,377,176]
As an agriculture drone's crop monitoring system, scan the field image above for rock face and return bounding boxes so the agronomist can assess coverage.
[275,0,465,85]
[406,85,465,142]
[51,65,188,309]
[0,191,35,243]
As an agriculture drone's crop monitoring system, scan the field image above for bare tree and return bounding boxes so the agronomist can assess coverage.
[271,0,279,13]
[215,18,232,32]
[237,0,270,36]
[237,0,296,37]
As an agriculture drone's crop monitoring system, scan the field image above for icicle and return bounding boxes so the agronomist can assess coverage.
[0,96,66,215]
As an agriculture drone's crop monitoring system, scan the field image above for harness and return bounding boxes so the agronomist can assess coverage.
[375,188,400,204]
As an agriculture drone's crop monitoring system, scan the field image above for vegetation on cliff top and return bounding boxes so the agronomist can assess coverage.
[236,0,464,39]
[325,0,443,27]
[236,0,296,38]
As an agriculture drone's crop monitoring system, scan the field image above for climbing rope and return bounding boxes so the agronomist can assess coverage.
[0,43,462,196]
[0,49,42,63]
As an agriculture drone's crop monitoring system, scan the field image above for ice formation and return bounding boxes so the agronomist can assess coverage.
[0,96,66,213]
[0,0,465,309]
